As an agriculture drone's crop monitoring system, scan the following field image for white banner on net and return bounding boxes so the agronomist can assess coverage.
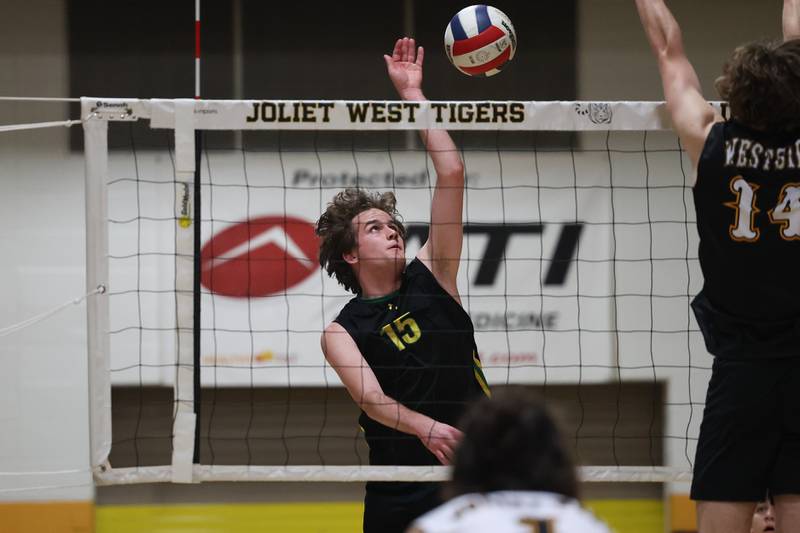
[84,97,693,131]
[106,148,618,387]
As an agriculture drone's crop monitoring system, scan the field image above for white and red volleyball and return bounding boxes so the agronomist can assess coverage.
[444,5,517,77]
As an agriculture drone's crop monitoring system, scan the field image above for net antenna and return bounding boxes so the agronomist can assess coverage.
[83,97,716,486]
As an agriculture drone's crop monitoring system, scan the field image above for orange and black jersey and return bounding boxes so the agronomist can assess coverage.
[334,258,490,466]
[692,120,800,358]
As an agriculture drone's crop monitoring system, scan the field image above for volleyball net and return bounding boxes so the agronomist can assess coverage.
[81,97,713,485]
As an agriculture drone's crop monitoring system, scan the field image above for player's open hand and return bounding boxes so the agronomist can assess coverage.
[420,421,463,465]
[384,37,424,100]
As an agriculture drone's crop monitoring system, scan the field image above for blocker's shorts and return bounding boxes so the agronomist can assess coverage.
[691,357,800,501]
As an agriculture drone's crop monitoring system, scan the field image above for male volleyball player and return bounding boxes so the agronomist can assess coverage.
[407,387,610,533]
[635,1,800,532]
[317,37,489,533]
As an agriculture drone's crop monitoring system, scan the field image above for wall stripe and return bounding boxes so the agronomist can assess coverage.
[0,502,93,533]
[586,499,664,533]
[670,493,697,532]
[0,495,691,533]
[97,502,362,533]
[93,498,668,533]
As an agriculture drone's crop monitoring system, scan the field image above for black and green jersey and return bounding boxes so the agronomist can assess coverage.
[334,257,489,466]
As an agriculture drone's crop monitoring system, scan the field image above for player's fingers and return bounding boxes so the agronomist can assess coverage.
[416,46,424,67]
[449,427,464,441]
[392,39,402,61]
[440,444,454,462]
[435,449,450,466]
[403,37,412,62]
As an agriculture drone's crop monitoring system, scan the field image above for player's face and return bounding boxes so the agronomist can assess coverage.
[751,500,775,533]
[348,208,405,271]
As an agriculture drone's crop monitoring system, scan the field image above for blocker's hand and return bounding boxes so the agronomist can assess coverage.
[419,421,463,466]
[384,37,425,100]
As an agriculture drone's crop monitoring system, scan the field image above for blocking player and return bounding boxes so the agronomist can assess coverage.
[635,0,800,531]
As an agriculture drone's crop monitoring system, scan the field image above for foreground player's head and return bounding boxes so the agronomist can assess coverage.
[448,387,579,499]
[316,188,407,294]
[751,494,776,533]
[715,38,800,133]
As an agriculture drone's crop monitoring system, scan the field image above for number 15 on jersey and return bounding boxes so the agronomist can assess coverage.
[381,312,422,351]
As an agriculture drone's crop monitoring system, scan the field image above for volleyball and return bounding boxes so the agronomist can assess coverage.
[444,5,517,77]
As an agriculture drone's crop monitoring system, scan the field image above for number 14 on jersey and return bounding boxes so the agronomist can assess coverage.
[727,176,800,241]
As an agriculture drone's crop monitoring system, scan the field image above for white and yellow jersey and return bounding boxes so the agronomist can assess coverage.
[408,491,611,533]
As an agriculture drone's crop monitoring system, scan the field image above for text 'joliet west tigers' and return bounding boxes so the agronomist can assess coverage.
[244,101,526,124]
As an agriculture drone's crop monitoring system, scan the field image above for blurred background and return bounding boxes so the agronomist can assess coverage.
[0,1,785,532]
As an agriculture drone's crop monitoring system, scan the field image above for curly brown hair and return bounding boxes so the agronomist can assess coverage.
[315,188,406,294]
[447,386,579,500]
[715,39,800,133]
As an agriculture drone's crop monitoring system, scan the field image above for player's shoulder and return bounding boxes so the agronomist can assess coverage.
[409,493,487,532]
[410,491,611,533]
[324,298,360,338]
[323,321,346,335]
[404,256,429,279]
[404,257,449,297]
[330,294,363,321]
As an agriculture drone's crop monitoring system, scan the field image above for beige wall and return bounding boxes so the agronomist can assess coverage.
[0,0,69,151]
[0,0,789,132]
[578,0,785,100]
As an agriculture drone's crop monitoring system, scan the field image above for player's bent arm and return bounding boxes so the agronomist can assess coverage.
[321,322,462,465]
[785,0,800,41]
[635,0,721,171]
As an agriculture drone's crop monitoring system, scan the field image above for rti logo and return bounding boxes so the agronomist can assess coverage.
[201,217,584,298]
[200,216,318,297]
[406,223,583,286]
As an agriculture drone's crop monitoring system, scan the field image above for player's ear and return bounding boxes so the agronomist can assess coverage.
[342,250,358,265]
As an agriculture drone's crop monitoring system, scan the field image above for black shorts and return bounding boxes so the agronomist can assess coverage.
[363,481,441,533]
[691,357,800,501]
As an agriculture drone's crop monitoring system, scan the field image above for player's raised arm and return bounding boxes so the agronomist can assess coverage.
[785,0,800,41]
[384,37,465,299]
[321,323,462,465]
[635,0,721,171]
